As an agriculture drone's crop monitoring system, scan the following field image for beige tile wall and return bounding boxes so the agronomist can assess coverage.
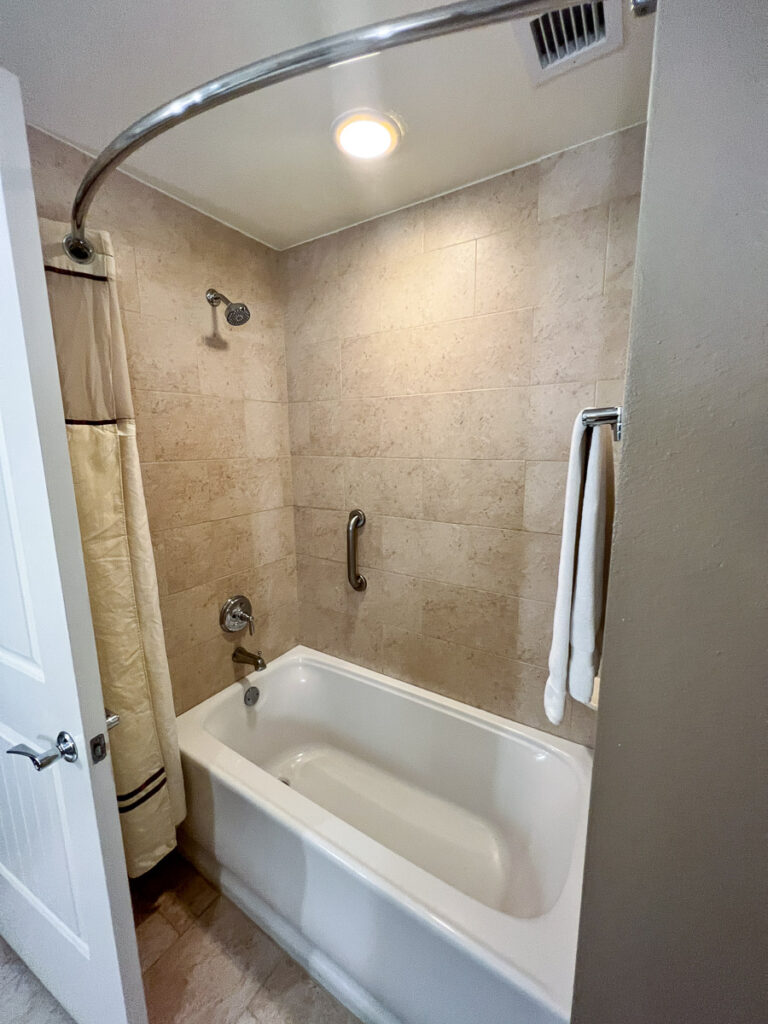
[28,128,298,715]
[30,123,642,744]
[281,125,644,746]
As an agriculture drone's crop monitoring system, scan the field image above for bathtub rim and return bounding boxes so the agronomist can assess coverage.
[177,644,592,1018]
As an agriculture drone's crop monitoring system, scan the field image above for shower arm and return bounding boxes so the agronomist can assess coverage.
[62,0,556,263]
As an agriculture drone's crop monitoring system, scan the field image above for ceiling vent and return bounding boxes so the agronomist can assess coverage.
[513,1,623,84]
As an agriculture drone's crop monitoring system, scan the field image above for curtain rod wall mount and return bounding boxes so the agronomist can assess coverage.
[62,0,557,263]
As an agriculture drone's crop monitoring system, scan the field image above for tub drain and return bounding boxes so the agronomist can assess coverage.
[278,776,291,787]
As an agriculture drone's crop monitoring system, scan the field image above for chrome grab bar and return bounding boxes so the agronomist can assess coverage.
[347,510,367,592]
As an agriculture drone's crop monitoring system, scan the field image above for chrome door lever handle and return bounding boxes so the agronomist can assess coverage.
[104,708,120,731]
[6,732,78,771]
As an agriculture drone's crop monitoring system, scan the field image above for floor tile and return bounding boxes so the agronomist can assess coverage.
[136,911,179,972]
[131,849,216,931]
[249,958,360,1024]
[142,896,285,1024]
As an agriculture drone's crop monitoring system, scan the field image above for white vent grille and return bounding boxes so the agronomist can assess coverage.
[513,0,623,84]
[531,3,606,69]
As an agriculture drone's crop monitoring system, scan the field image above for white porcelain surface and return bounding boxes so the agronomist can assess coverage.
[177,645,592,1024]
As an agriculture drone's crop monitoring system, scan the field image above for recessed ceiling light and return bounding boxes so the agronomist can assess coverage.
[333,111,401,160]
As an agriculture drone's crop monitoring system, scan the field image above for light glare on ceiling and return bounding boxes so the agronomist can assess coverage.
[334,112,400,159]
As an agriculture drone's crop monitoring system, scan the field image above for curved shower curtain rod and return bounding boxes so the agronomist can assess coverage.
[62,0,555,263]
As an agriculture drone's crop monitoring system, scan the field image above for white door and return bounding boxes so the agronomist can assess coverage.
[0,69,148,1024]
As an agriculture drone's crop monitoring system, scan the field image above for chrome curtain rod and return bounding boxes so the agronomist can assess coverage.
[62,0,558,263]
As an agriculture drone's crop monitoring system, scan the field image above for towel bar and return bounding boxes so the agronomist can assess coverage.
[582,406,622,441]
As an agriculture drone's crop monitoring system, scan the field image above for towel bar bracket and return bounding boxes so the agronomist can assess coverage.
[582,406,622,441]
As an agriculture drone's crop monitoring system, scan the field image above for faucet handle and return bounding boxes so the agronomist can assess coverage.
[220,595,254,635]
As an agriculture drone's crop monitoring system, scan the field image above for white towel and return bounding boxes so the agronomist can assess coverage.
[544,412,615,725]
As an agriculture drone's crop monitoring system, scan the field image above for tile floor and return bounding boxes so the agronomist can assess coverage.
[1,851,360,1024]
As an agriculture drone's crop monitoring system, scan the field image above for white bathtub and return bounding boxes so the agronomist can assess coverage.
[177,646,592,1024]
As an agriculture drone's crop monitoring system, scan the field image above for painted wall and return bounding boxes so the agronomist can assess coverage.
[573,1,767,1019]
[28,129,298,715]
[282,125,644,744]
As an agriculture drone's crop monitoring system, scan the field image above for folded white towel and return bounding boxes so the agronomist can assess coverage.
[544,412,615,725]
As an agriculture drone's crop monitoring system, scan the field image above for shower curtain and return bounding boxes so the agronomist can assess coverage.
[40,219,185,877]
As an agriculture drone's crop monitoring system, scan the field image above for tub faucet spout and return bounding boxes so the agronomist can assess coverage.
[232,646,267,671]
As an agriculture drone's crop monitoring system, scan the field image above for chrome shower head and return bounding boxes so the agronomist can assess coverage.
[205,288,251,326]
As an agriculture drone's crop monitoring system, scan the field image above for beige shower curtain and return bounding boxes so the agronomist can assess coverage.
[40,219,185,877]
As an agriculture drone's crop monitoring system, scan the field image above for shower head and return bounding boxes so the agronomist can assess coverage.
[205,288,251,326]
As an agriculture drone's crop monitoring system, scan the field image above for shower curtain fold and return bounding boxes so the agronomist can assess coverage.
[40,219,185,877]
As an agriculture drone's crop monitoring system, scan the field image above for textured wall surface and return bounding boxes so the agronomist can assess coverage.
[28,128,298,715]
[574,1,768,1018]
[281,125,644,745]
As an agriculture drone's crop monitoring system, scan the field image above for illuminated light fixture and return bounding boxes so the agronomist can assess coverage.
[333,111,401,159]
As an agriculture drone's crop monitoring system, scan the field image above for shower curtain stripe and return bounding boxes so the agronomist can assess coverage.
[39,218,186,877]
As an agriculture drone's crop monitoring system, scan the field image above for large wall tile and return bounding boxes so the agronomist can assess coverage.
[335,205,424,276]
[421,582,519,658]
[536,205,609,306]
[341,310,532,398]
[135,247,214,326]
[142,461,210,532]
[340,329,415,398]
[244,400,290,457]
[531,293,631,385]
[518,531,561,602]
[112,241,141,314]
[378,626,504,710]
[300,399,384,458]
[423,163,539,250]
[300,602,383,673]
[122,311,200,394]
[605,195,641,294]
[164,516,253,593]
[198,329,287,403]
[422,459,525,529]
[282,236,340,346]
[298,555,422,633]
[294,507,346,563]
[538,124,645,221]
[150,393,245,462]
[285,335,340,402]
[345,458,423,518]
[417,389,529,460]
[291,456,345,509]
[516,598,554,668]
[523,461,568,534]
[379,241,476,331]
[475,209,540,314]
[527,382,596,460]
[362,516,534,599]
[251,507,295,566]
[206,457,293,519]
[595,378,625,407]
[131,390,156,463]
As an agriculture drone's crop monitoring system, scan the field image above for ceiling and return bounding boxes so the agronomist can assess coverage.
[0,1,654,249]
